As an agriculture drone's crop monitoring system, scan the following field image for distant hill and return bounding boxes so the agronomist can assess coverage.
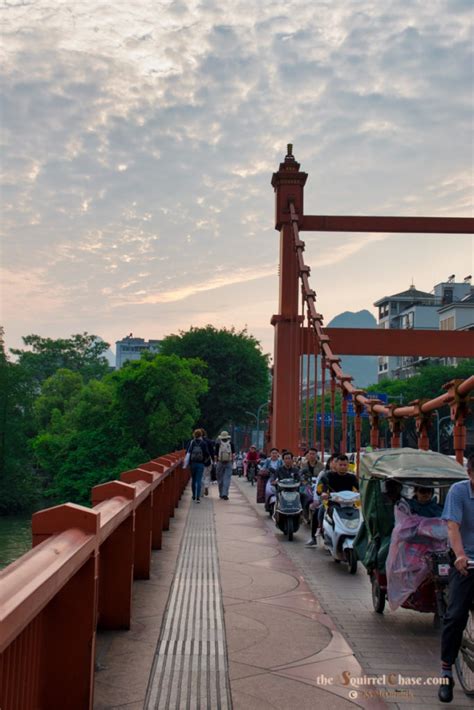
[326,309,377,388]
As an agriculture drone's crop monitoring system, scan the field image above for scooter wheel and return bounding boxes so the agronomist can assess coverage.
[346,549,358,575]
[287,517,294,541]
[372,576,386,614]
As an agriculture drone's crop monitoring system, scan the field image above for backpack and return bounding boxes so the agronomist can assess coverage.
[218,439,232,462]
[190,441,204,463]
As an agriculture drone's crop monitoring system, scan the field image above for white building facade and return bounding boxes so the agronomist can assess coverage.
[374,277,473,381]
[115,334,162,369]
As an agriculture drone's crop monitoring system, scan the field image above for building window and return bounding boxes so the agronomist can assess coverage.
[440,316,455,330]
[442,288,453,305]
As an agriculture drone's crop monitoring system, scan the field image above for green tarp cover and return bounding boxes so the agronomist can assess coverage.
[354,449,467,573]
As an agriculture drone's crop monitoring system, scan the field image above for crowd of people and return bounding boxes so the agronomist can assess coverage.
[185,433,473,704]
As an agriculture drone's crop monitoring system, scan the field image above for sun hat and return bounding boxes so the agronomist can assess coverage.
[219,430,230,439]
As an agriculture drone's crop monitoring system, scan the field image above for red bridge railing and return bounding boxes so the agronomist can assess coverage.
[289,198,474,469]
[0,452,188,710]
[269,147,474,461]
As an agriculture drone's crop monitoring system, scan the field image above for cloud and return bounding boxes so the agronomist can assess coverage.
[1,1,472,355]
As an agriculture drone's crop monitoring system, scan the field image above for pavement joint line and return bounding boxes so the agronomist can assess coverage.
[144,497,232,710]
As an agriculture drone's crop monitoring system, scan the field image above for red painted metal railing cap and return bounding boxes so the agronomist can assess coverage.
[32,502,100,539]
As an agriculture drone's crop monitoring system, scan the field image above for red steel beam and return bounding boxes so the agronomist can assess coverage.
[300,327,474,357]
[299,215,474,234]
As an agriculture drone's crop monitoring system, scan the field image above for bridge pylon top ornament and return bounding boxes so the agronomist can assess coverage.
[271,146,308,229]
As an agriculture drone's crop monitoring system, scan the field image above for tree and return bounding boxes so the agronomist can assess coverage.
[160,326,270,435]
[33,369,84,430]
[111,353,208,456]
[366,360,474,450]
[32,354,207,505]
[0,328,40,512]
[301,360,474,453]
[367,359,474,404]
[11,333,110,387]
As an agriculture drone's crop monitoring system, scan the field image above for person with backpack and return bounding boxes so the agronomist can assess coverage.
[186,429,211,503]
[215,430,235,500]
[200,429,215,497]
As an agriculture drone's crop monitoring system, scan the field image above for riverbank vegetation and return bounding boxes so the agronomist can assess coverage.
[0,326,270,513]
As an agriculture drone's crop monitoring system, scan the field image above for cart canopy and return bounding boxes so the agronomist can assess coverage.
[354,449,467,574]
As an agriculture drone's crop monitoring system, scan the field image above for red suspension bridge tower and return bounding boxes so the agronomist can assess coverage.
[269,147,474,459]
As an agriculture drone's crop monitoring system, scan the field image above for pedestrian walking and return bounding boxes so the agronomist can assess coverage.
[438,453,474,703]
[215,430,235,500]
[200,429,215,497]
[186,429,211,503]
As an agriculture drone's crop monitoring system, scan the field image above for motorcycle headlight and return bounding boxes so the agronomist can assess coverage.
[344,518,360,529]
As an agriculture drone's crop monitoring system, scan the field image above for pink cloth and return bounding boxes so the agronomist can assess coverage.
[386,502,448,611]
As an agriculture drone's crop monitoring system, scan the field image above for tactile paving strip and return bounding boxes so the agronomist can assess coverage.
[145,499,232,709]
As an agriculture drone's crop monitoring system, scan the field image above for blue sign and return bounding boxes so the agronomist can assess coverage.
[368,392,389,404]
[346,392,388,417]
[316,414,333,425]
[347,403,368,418]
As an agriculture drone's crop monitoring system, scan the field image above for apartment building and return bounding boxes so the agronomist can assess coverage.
[115,334,162,369]
[374,276,473,381]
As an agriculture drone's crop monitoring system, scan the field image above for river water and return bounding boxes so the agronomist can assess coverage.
[0,515,32,569]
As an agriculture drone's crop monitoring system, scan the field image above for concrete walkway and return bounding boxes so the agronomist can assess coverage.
[94,479,389,709]
[235,477,474,710]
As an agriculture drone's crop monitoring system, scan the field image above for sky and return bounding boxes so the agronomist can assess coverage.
[1,0,473,362]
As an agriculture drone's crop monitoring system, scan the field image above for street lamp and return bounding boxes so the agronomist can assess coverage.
[433,411,452,452]
[245,402,270,449]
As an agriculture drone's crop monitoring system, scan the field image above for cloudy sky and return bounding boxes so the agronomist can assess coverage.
[1,0,473,361]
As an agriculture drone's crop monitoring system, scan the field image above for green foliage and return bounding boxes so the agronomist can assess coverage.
[32,354,207,505]
[367,360,474,405]
[110,354,208,457]
[11,332,110,387]
[0,328,40,512]
[33,369,84,430]
[303,360,474,452]
[160,326,270,434]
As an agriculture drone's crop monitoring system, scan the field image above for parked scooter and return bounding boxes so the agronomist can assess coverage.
[235,456,244,478]
[265,479,276,517]
[322,491,362,574]
[274,478,302,541]
[247,461,258,486]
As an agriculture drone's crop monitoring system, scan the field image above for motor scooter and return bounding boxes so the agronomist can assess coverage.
[322,491,362,574]
[455,559,474,696]
[273,478,302,541]
[265,479,276,517]
[235,457,244,477]
[247,461,258,486]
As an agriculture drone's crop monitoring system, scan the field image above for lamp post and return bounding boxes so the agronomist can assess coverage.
[245,402,270,450]
[433,411,452,452]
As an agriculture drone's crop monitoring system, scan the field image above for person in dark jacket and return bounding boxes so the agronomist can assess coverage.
[215,430,235,500]
[200,429,215,497]
[187,429,211,503]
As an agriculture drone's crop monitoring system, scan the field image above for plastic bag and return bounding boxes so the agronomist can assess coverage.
[183,452,190,468]
[386,502,448,611]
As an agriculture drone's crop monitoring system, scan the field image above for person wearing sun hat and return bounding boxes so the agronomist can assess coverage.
[215,430,235,500]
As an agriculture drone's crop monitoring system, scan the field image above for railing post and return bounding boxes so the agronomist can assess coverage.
[412,400,431,451]
[330,373,336,453]
[160,474,172,531]
[92,481,136,629]
[32,504,100,710]
[444,379,470,465]
[355,406,362,476]
[157,457,177,515]
[124,466,165,550]
[120,471,154,580]
[369,404,381,450]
